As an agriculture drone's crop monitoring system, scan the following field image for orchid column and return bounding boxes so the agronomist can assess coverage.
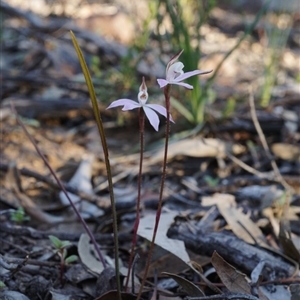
[137,50,212,300]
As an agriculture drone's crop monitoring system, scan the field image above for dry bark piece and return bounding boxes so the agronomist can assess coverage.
[167,222,296,280]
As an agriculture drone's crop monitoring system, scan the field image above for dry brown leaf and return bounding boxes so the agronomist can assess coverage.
[145,253,189,278]
[212,251,251,294]
[149,138,245,164]
[210,193,269,247]
[162,272,204,297]
[211,251,269,300]
[219,204,268,246]
[279,219,300,262]
[271,143,300,162]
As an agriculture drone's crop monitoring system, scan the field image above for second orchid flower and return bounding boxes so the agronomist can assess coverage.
[157,50,212,89]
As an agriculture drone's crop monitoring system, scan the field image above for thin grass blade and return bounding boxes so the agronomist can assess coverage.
[70,31,122,300]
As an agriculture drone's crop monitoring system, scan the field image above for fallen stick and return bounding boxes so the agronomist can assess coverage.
[167,222,296,279]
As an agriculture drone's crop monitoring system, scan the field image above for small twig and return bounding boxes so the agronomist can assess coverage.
[0,254,59,268]
[0,237,30,255]
[249,86,293,212]
[11,257,28,276]
[248,88,292,193]
[190,262,223,294]
[225,152,268,178]
[199,138,273,180]
[0,221,131,243]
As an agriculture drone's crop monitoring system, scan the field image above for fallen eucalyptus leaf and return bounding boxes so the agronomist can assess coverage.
[211,251,268,300]
[149,138,245,164]
[78,233,105,274]
[271,143,300,162]
[138,211,190,265]
[162,272,204,297]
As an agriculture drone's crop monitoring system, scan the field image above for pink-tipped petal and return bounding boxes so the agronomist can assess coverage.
[157,79,169,88]
[143,106,160,131]
[170,81,194,89]
[139,76,147,93]
[175,69,212,82]
[106,99,140,111]
[166,49,184,72]
[147,104,175,123]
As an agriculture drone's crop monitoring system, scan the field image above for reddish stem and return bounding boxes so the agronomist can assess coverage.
[60,250,65,286]
[124,109,145,291]
[10,103,107,268]
[136,85,171,300]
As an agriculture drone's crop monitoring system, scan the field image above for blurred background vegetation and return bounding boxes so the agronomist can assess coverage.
[3,0,299,131]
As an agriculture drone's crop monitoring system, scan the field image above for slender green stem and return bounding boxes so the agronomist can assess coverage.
[10,103,107,268]
[124,109,145,291]
[136,85,171,300]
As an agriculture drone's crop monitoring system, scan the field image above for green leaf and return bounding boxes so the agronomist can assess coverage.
[60,240,72,248]
[48,235,62,249]
[10,207,30,223]
[65,255,78,264]
[70,31,105,144]
[70,31,121,299]
[170,97,194,123]
[204,175,219,188]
